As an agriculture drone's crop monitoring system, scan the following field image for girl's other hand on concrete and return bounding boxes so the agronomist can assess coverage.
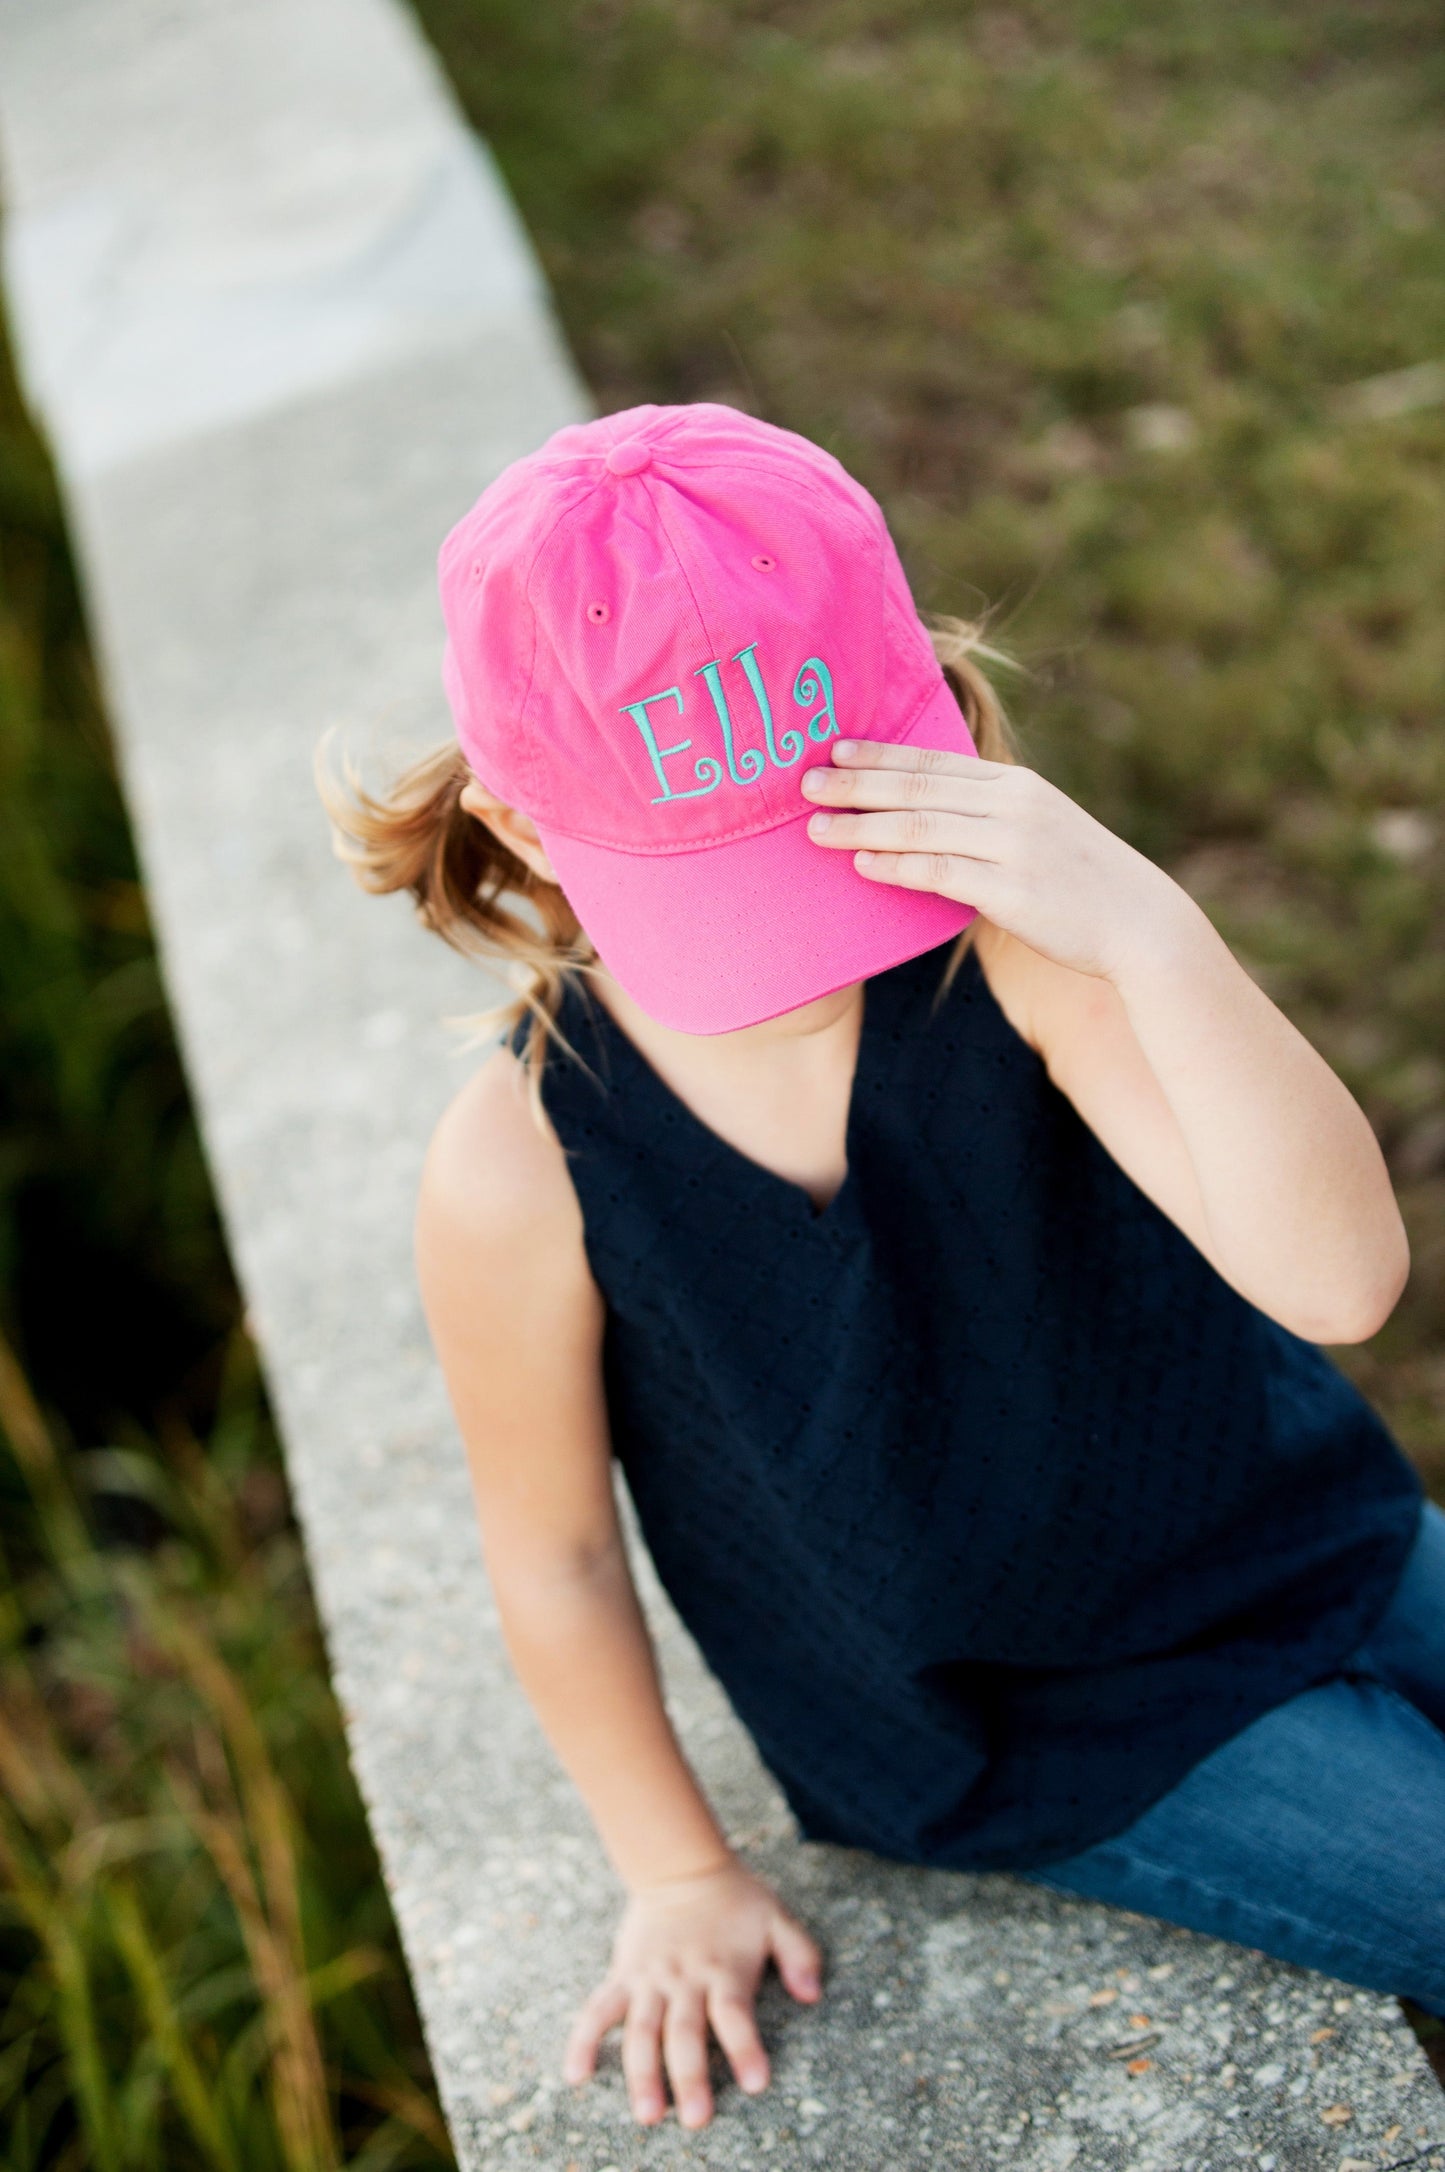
[562,1857,824,2128]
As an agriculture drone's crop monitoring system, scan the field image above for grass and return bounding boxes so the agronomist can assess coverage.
[0,310,454,2167]
[413,0,1445,1495]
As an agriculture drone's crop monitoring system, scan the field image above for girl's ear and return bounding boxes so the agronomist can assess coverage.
[459,778,559,886]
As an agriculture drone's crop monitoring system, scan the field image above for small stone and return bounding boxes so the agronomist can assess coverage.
[1089,1989,1119,2008]
[1321,2104,1353,2126]
[1125,403,1198,453]
[1370,807,1436,863]
[798,2098,827,2118]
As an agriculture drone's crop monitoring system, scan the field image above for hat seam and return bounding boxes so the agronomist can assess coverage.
[641,465,766,810]
[515,469,622,819]
[637,465,718,651]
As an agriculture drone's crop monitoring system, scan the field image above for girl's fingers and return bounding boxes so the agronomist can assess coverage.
[829,739,1014,781]
[621,1987,668,2125]
[854,849,979,898]
[807,804,1003,861]
[802,749,1015,812]
[563,1977,628,2084]
[706,1984,771,2093]
[769,1912,825,2003]
[662,1986,714,2129]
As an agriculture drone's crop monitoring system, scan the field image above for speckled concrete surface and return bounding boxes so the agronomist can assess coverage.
[1,3,1441,2166]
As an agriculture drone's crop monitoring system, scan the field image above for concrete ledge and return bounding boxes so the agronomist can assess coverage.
[2,2,1442,2165]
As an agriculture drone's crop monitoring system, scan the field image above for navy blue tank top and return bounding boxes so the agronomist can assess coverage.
[519,937,1423,1870]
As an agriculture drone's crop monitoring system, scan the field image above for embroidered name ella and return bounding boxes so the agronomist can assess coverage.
[620,641,837,805]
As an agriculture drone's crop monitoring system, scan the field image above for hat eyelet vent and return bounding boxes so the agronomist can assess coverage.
[751,554,777,572]
[586,601,611,625]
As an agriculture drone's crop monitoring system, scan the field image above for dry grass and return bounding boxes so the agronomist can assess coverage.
[0,309,454,2167]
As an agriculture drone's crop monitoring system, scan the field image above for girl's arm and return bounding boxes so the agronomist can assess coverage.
[801,744,1409,1344]
[414,1050,822,2129]
[982,897,1408,1345]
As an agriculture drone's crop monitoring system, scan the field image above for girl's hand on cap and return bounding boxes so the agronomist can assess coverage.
[801,741,1183,984]
[562,1857,823,2129]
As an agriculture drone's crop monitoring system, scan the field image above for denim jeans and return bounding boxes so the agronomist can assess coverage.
[1024,1497,1445,2017]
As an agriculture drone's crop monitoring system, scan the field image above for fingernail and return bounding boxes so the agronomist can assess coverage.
[808,811,832,833]
[833,740,857,757]
[856,849,875,865]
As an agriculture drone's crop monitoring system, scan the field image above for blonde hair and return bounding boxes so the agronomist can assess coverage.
[315,613,1024,1126]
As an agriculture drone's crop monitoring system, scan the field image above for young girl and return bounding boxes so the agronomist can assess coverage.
[321,401,1442,2135]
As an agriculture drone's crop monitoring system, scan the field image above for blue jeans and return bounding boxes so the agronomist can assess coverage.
[1024,1497,1445,2017]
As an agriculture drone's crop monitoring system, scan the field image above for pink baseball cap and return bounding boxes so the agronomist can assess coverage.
[438,400,978,1034]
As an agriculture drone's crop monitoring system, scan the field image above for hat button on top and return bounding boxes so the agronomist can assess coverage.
[605,437,653,477]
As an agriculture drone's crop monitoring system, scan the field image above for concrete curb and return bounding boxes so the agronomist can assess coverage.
[2,1,1441,2164]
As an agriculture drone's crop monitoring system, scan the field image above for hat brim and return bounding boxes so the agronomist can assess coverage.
[534,675,982,1035]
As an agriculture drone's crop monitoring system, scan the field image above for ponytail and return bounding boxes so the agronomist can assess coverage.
[314,727,604,1123]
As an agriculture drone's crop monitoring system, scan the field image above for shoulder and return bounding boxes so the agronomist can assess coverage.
[967,915,1118,1074]
[416,1035,596,1312]
[965,916,1047,1052]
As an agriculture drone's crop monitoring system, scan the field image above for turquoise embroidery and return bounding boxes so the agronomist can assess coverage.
[620,642,837,811]
[734,642,805,768]
[620,685,724,802]
[793,657,838,742]
[694,659,766,788]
